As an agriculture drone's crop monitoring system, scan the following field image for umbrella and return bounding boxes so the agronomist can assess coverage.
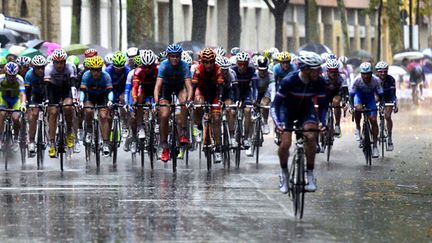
[393,51,424,62]
[0,48,9,57]
[297,43,332,54]
[8,45,26,56]
[20,48,43,58]
[64,43,89,55]
[422,48,432,58]
[347,57,362,68]
[25,39,45,49]
[0,29,24,47]
[40,42,61,56]
[349,50,372,61]
[86,44,111,58]
[177,41,205,59]
[388,65,407,76]
[138,41,166,55]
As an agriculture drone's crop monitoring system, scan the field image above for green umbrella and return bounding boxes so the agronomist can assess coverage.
[0,48,9,57]
[20,48,42,58]
[64,44,89,55]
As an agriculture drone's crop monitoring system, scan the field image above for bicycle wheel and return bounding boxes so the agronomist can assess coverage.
[326,114,334,163]
[140,138,145,168]
[380,118,385,158]
[58,121,64,171]
[36,119,44,169]
[94,120,100,168]
[3,123,11,170]
[171,120,177,173]
[235,119,242,169]
[19,117,27,166]
[111,119,119,167]
[148,119,155,170]
[291,150,305,218]
[363,122,372,166]
[222,121,230,168]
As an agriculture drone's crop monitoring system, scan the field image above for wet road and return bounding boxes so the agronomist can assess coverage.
[0,101,431,242]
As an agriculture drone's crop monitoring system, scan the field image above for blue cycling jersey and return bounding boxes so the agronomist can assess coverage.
[273,63,297,84]
[24,68,45,94]
[80,70,113,95]
[379,75,397,103]
[271,70,327,127]
[105,64,131,87]
[349,75,383,102]
[157,59,191,85]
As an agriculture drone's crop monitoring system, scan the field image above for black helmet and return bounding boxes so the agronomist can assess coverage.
[257,56,269,70]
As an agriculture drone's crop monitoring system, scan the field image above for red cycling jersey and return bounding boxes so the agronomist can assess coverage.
[132,65,158,102]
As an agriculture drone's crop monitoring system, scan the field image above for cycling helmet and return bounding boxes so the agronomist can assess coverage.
[104,53,113,64]
[111,51,126,66]
[252,55,260,67]
[66,55,80,66]
[338,56,348,65]
[52,48,68,62]
[87,56,104,69]
[297,52,323,69]
[0,57,7,65]
[216,56,231,70]
[359,62,373,73]
[277,52,292,62]
[257,56,269,70]
[326,59,340,70]
[166,43,183,54]
[159,51,167,59]
[126,47,139,57]
[230,47,240,56]
[84,48,98,58]
[31,55,47,67]
[236,51,250,62]
[4,62,19,75]
[269,47,279,55]
[133,55,142,66]
[328,54,337,60]
[375,61,389,71]
[201,48,216,62]
[141,50,157,66]
[215,46,226,56]
[181,52,193,66]
[16,56,31,66]
[83,58,91,68]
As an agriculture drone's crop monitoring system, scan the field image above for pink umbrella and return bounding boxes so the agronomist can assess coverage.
[40,42,61,56]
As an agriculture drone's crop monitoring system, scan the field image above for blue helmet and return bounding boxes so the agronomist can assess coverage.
[166,43,183,54]
[328,54,337,60]
[4,62,19,75]
[360,62,372,73]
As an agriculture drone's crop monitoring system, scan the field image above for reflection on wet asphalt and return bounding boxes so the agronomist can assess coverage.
[0,102,431,242]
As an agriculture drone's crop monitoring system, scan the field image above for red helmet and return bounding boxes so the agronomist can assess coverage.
[200,48,216,62]
[84,48,98,58]
[52,49,68,62]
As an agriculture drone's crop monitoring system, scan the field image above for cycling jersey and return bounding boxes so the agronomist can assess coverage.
[273,63,297,87]
[105,64,131,102]
[221,69,235,101]
[44,63,77,103]
[322,74,347,101]
[379,75,397,103]
[253,69,276,101]
[350,75,383,116]
[158,59,191,85]
[0,74,25,109]
[80,70,113,95]
[192,64,224,97]
[231,66,257,103]
[24,68,45,103]
[271,70,327,127]
[132,66,158,101]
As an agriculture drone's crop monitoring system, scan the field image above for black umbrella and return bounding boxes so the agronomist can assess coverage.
[297,43,332,54]
[138,40,166,54]
[86,44,112,58]
[25,39,45,49]
[349,50,372,61]
[0,29,25,47]
[177,40,206,58]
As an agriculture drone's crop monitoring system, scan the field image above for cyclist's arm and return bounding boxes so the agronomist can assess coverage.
[153,77,163,103]
[184,77,193,102]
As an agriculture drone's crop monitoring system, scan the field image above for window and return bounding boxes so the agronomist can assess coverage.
[20,0,28,17]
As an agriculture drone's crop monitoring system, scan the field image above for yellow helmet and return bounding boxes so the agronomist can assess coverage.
[277,52,292,62]
[88,56,104,69]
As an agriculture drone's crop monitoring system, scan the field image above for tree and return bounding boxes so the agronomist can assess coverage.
[71,0,81,44]
[263,0,290,50]
[305,0,319,44]
[337,0,350,56]
[191,0,208,44]
[228,0,241,49]
[127,0,154,46]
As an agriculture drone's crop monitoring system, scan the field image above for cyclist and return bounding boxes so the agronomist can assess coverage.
[154,43,193,162]
[350,62,384,158]
[231,51,257,153]
[126,47,139,70]
[25,55,47,156]
[323,59,347,137]
[273,52,297,91]
[192,48,224,162]
[105,51,131,137]
[338,56,353,87]
[0,62,27,151]
[104,53,113,68]
[253,56,275,136]
[375,61,398,151]
[271,52,327,193]
[16,56,32,78]
[0,57,7,74]
[80,56,113,156]
[214,46,226,57]
[408,59,425,103]
[45,48,78,158]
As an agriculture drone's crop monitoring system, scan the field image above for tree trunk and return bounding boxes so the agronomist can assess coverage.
[119,0,122,50]
[387,0,404,52]
[191,0,208,44]
[337,0,350,55]
[127,0,154,46]
[228,0,241,49]
[274,9,284,50]
[169,0,174,43]
[377,0,382,61]
[71,0,81,44]
[305,0,319,44]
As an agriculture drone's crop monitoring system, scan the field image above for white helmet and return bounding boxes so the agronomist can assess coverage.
[297,52,323,69]
[375,61,389,71]
[181,51,192,66]
[140,50,157,66]
[31,55,47,67]
[215,46,226,57]
[338,56,348,65]
[326,59,340,70]
[236,52,250,62]
[360,62,373,73]
[216,56,231,70]
[104,53,113,64]
[126,47,139,57]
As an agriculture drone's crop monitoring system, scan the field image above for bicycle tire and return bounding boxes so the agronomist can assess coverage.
[171,118,177,173]
[3,123,11,170]
[326,119,334,163]
[94,120,100,168]
[291,150,305,218]
[36,119,44,168]
[149,118,155,170]
[235,118,242,169]
[19,117,27,166]
[380,118,385,158]
[363,122,372,166]
[222,122,230,168]
[140,138,145,168]
[58,119,64,171]
[112,119,119,167]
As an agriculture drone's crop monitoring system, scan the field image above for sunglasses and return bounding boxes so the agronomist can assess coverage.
[237,62,248,67]
[202,60,215,64]
[169,54,181,59]
[90,68,102,72]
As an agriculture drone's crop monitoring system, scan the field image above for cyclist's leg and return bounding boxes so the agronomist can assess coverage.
[384,106,393,135]
[261,96,271,124]
[332,95,342,126]
[84,101,94,136]
[225,98,236,137]
[28,95,41,143]
[353,95,363,131]
[63,98,74,134]
[193,89,204,129]
[302,108,319,171]
[177,87,188,139]
[99,107,111,141]
[134,90,145,136]
[158,86,171,148]
[0,95,8,140]
[10,97,21,139]
[243,95,253,140]
[211,96,222,147]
